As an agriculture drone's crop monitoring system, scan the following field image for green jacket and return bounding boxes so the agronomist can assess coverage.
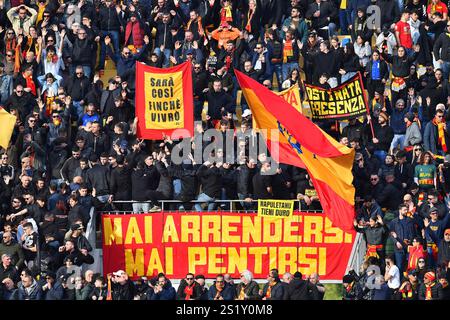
[0,242,25,268]
[280,17,308,43]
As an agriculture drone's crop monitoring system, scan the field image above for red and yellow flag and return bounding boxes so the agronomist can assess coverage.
[236,71,355,231]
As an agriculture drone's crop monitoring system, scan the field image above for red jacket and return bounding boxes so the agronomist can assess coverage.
[124,21,145,48]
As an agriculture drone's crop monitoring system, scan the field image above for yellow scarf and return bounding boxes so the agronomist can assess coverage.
[221,4,233,25]
[265,281,276,298]
[37,3,47,23]
[237,286,245,300]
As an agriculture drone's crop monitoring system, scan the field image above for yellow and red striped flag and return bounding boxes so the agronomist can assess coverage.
[236,71,356,231]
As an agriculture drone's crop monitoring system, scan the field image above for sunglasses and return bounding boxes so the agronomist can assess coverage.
[370,178,378,181]
[16,90,23,93]
[123,52,131,55]
[186,278,194,280]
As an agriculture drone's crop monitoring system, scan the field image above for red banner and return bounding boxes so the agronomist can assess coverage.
[135,61,194,140]
[102,212,355,281]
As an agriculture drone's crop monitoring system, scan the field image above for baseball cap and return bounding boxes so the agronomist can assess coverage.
[242,109,252,118]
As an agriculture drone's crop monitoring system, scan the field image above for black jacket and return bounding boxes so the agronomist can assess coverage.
[197,164,221,198]
[284,278,320,300]
[434,32,450,62]
[261,280,284,300]
[376,182,403,211]
[375,0,400,27]
[60,157,80,182]
[98,5,123,31]
[206,90,235,120]
[235,281,260,300]
[306,1,337,29]
[111,280,136,300]
[260,0,283,27]
[86,164,110,196]
[236,164,256,197]
[110,165,132,201]
[371,124,394,152]
[131,165,160,201]
[69,37,96,67]
[64,75,91,102]
[154,161,173,199]
[418,282,443,300]
[438,239,450,265]
[176,280,202,300]
[193,70,209,101]
[82,131,110,158]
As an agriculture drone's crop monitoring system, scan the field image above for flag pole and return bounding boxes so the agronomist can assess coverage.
[358,72,376,139]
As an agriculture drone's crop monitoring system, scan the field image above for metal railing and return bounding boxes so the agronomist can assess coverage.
[108,199,324,214]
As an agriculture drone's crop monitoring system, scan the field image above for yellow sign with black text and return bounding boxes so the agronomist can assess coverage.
[258,199,294,219]
[305,73,368,120]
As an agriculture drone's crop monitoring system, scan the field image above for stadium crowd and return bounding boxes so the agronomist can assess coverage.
[0,0,450,300]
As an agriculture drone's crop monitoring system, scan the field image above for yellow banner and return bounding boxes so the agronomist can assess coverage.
[258,199,294,219]
[144,71,185,130]
[253,84,302,129]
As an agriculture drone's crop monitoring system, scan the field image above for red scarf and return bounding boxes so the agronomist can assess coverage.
[184,284,194,300]
[283,39,293,63]
[24,73,36,96]
[425,282,435,300]
[6,38,16,52]
[432,118,447,152]
[225,50,234,70]
[407,245,426,271]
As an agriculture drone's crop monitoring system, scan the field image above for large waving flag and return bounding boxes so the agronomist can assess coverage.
[236,71,355,231]
[0,107,16,150]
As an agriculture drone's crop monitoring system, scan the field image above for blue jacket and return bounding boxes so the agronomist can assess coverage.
[207,282,235,300]
[17,280,43,300]
[251,50,271,81]
[424,121,450,154]
[386,102,408,134]
[151,284,176,300]
[389,215,420,250]
[45,281,64,300]
[107,44,149,78]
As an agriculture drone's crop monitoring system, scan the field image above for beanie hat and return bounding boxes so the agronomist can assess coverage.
[425,271,436,282]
